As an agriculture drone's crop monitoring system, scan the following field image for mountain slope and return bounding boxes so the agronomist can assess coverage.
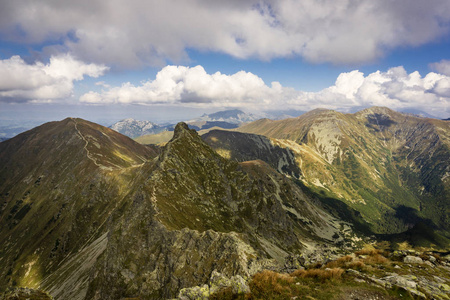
[236,107,450,239]
[0,118,157,297]
[0,119,353,299]
[202,130,301,179]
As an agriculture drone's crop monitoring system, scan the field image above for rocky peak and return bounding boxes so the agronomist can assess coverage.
[172,122,197,139]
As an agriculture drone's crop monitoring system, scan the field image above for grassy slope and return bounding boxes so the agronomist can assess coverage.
[236,107,450,239]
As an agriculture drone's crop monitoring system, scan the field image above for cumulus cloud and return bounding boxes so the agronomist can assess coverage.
[430,59,450,76]
[1,0,449,66]
[0,55,108,102]
[80,65,450,117]
[80,65,281,107]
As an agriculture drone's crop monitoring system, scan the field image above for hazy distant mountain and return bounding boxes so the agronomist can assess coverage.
[0,125,32,139]
[132,109,264,142]
[190,109,261,124]
[109,118,166,138]
[399,108,438,119]
[266,110,306,120]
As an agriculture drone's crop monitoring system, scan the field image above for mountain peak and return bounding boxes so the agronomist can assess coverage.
[174,121,190,132]
[173,122,198,139]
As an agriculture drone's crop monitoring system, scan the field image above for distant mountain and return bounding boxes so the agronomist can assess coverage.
[0,118,352,299]
[230,107,450,243]
[109,110,261,139]
[0,125,32,139]
[109,118,166,138]
[0,137,8,142]
[266,110,306,120]
[190,109,261,124]
[130,109,264,143]
[399,108,438,119]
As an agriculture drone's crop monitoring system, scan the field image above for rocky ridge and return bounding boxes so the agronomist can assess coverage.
[0,119,357,299]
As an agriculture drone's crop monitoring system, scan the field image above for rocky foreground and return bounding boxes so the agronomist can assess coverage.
[177,246,450,300]
[3,245,449,300]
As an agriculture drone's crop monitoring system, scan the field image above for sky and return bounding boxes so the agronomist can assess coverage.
[1,0,450,131]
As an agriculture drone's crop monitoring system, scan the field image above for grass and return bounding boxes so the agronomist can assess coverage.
[290,268,344,281]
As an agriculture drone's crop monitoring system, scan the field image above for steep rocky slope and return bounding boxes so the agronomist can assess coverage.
[235,107,450,241]
[0,119,352,299]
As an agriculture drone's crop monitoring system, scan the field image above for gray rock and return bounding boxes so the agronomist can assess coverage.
[209,270,250,295]
[209,270,231,295]
[424,260,434,268]
[283,254,306,272]
[229,275,250,294]
[404,255,423,264]
[382,275,417,289]
[178,284,210,300]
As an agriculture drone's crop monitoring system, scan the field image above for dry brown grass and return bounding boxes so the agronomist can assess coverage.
[251,270,294,296]
[364,254,389,265]
[290,268,344,280]
[355,244,382,256]
[347,260,365,270]
[325,255,353,268]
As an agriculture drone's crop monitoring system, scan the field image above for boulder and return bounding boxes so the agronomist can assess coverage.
[404,255,423,264]
[178,284,210,300]
[382,275,417,289]
[209,270,250,295]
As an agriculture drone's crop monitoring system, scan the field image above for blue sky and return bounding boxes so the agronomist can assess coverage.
[1,0,450,131]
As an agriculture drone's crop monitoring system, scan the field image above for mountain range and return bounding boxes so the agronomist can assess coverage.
[109,118,165,138]
[109,109,261,139]
[0,117,354,299]
[232,107,450,240]
[0,106,449,299]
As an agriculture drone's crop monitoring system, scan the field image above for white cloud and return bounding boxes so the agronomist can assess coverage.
[430,59,450,76]
[1,0,449,66]
[80,65,280,107]
[80,65,450,118]
[0,55,109,102]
